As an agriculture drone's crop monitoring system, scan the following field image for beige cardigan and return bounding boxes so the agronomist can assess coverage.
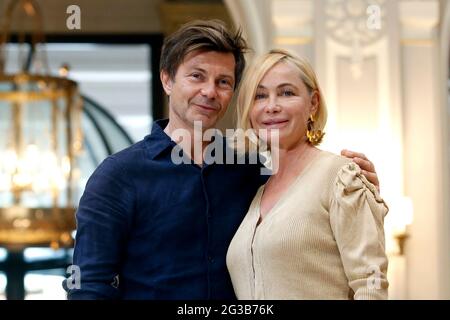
[226,151,389,299]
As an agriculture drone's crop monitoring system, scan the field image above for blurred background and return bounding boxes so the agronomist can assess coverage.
[0,0,448,300]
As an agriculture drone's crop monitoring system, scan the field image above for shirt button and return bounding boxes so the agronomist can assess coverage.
[208,256,214,263]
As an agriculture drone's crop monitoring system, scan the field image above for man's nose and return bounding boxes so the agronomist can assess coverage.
[200,81,218,99]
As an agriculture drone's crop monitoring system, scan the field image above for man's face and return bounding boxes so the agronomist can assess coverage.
[161,50,236,130]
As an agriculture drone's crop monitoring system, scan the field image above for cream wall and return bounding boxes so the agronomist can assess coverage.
[223,0,450,299]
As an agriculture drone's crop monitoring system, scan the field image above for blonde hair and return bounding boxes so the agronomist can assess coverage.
[235,49,327,150]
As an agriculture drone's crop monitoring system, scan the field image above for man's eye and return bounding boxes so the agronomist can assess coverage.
[191,73,202,79]
[219,79,232,87]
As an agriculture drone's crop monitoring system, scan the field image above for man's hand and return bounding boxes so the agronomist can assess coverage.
[341,149,380,192]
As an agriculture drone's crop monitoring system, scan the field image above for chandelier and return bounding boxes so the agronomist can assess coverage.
[0,0,83,248]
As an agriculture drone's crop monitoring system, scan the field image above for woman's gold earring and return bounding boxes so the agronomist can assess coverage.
[306,114,324,145]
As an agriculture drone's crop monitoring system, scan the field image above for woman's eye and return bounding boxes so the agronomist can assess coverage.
[281,90,294,96]
[255,93,267,100]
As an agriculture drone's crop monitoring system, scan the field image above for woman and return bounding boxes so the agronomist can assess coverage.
[226,49,389,300]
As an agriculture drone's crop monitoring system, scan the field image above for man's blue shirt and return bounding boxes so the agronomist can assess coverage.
[66,119,267,299]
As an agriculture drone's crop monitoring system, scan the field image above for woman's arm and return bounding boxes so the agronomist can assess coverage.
[329,162,389,300]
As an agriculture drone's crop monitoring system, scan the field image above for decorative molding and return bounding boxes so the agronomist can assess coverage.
[399,0,439,41]
[274,36,312,45]
[324,0,386,47]
[324,0,387,78]
[272,0,313,41]
[401,38,435,46]
[158,2,233,36]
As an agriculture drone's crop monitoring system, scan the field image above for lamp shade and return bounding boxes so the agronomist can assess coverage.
[0,73,83,249]
[0,0,83,249]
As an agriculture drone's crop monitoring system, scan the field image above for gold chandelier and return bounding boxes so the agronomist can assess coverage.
[0,0,83,248]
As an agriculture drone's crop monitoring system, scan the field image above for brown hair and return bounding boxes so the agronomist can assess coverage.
[159,19,248,87]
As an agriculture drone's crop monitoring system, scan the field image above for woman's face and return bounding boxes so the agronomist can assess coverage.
[250,61,318,149]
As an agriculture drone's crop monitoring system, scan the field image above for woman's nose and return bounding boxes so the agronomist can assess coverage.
[200,81,218,99]
[265,96,281,113]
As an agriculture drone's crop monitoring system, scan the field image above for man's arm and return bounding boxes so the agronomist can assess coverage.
[64,156,135,299]
[341,149,380,191]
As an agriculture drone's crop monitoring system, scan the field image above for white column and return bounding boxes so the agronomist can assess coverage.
[224,0,273,54]
[271,0,314,62]
[438,0,450,299]
[400,0,449,299]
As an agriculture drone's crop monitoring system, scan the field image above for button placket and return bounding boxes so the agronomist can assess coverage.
[250,213,260,299]
[200,167,213,298]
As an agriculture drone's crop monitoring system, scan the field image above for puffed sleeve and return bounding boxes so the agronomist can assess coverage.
[329,162,389,300]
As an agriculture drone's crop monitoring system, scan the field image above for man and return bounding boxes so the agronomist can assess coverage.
[64,20,379,299]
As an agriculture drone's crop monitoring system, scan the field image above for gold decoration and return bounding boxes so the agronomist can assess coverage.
[306,114,325,145]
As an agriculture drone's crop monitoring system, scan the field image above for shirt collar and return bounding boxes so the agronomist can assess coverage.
[144,119,176,160]
[144,119,244,164]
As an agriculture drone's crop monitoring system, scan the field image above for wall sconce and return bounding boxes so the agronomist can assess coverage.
[392,197,414,255]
